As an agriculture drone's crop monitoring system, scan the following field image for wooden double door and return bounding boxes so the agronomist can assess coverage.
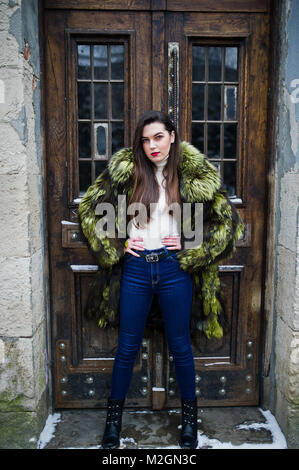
[43,0,270,408]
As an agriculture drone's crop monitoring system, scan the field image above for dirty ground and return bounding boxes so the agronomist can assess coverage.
[38,406,287,450]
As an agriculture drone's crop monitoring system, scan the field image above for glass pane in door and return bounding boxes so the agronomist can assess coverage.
[192,44,239,197]
[77,42,126,197]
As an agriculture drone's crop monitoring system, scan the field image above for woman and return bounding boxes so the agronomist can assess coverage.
[78,110,244,449]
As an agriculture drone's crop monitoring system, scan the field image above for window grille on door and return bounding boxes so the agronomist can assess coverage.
[192,45,239,198]
[77,43,125,196]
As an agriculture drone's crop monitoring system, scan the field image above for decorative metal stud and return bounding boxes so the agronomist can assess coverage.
[86,377,94,384]
[247,353,253,359]
[169,377,175,383]
[60,377,68,384]
[142,340,147,347]
[142,353,148,360]
[169,355,174,362]
[219,388,226,396]
[60,355,66,362]
[195,375,201,383]
[169,389,175,396]
[88,389,95,397]
[247,341,253,348]
[61,390,67,396]
[195,388,201,396]
[141,388,148,396]
[246,375,252,382]
[59,343,66,350]
[141,376,148,383]
[71,232,79,240]
[245,388,251,394]
[219,376,227,384]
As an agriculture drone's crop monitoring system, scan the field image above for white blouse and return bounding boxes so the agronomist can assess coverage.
[128,155,180,250]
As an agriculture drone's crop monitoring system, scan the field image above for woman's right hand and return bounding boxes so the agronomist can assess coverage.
[124,237,145,257]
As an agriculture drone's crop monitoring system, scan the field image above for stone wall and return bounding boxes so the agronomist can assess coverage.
[0,0,49,448]
[270,0,299,449]
[0,0,298,450]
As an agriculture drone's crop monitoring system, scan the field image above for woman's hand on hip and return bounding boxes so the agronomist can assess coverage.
[162,235,181,250]
[124,237,145,257]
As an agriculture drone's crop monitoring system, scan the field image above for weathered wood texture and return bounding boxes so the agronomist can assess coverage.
[42,3,270,408]
[44,0,269,12]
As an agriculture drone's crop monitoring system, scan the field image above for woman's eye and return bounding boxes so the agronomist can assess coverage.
[141,135,163,144]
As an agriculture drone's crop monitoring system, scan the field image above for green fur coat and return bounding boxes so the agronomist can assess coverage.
[78,141,244,340]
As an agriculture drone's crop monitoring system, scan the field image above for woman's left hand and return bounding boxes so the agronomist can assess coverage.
[162,235,181,250]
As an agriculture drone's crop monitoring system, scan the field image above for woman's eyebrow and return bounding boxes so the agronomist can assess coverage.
[142,132,165,139]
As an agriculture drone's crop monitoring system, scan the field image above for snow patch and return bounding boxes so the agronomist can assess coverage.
[130,410,155,414]
[120,437,138,448]
[167,409,180,414]
[37,413,61,449]
[196,409,287,449]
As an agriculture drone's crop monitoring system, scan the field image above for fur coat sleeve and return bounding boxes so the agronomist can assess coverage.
[78,167,127,270]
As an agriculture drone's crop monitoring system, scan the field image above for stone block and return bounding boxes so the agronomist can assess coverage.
[278,172,299,253]
[32,322,47,402]
[0,410,40,449]
[23,61,42,177]
[289,332,299,404]
[0,30,20,67]
[31,248,46,332]
[0,389,48,449]
[0,256,32,336]
[0,66,24,123]
[275,316,291,399]
[0,251,47,337]
[276,244,297,330]
[0,327,47,412]
[0,173,30,257]
[0,336,34,411]
[26,172,43,254]
[0,122,26,175]
[274,386,288,434]
[0,338,4,365]
[287,403,299,449]
[295,232,299,330]
[0,2,10,33]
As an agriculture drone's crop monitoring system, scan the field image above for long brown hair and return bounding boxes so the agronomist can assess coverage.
[129,110,182,228]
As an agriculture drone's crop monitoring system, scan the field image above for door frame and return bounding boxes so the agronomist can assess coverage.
[39,0,278,409]
[259,0,282,409]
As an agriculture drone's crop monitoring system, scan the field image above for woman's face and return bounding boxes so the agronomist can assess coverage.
[141,121,175,164]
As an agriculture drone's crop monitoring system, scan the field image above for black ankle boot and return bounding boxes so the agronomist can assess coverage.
[101,398,125,449]
[179,398,198,449]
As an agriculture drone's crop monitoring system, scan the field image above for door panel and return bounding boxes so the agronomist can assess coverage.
[165,11,269,407]
[43,2,270,408]
[45,8,153,408]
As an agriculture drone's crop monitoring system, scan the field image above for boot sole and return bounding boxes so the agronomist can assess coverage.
[101,441,120,449]
[179,439,198,449]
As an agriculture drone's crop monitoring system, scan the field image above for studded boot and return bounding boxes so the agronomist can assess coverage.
[101,398,125,449]
[179,398,198,449]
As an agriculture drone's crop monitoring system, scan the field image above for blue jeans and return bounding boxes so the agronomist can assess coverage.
[110,246,196,401]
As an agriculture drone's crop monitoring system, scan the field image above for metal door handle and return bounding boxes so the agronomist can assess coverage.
[168,42,179,129]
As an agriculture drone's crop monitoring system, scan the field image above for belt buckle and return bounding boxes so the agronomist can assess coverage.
[145,253,159,262]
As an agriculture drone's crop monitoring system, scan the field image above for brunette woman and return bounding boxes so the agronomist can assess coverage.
[78,110,244,449]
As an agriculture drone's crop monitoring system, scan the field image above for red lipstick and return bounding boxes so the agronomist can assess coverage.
[151,152,160,156]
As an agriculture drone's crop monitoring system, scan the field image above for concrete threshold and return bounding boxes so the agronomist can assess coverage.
[38,407,287,449]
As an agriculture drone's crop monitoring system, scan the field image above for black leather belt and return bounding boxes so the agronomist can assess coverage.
[136,250,178,262]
